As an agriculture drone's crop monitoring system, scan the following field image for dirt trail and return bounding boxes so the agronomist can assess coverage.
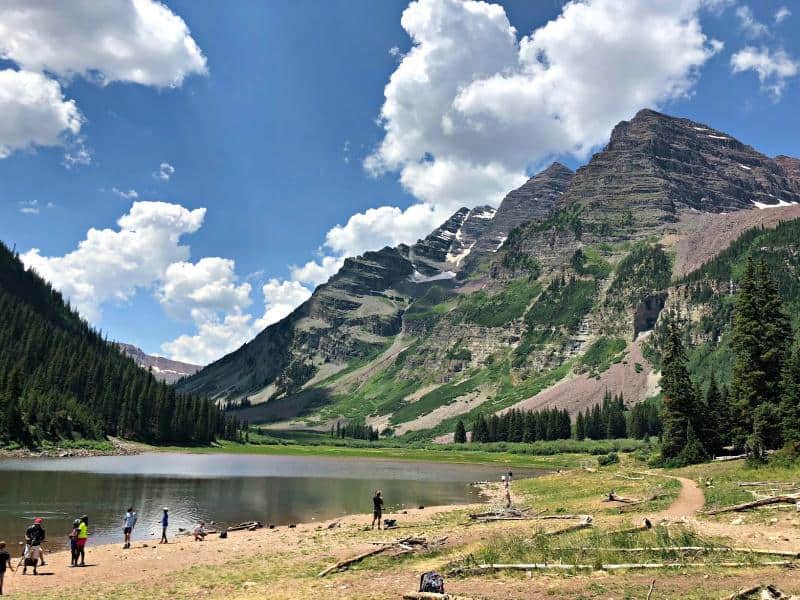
[655,475,705,519]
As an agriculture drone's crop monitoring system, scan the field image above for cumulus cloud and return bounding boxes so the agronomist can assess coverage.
[735,5,769,38]
[0,69,82,159]
[153,162,175,181]
[21,201,206,322]
[158,258,253,322]
[0,0,206,160]
[731,46,799,98]
[160,311,256,366]
[775,6,791,24]
[256,279,313,328]
[284,0,721,290]
[112,188,139,200]
[0,0,207,87]
[366,0,720,211]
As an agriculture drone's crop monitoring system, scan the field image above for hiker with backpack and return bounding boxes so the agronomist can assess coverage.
[371,490,384,530]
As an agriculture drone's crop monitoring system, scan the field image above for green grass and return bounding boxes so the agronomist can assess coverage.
[675,458,800,517]
[457,278,541,327]
[388,374,482,425]
[155,439,592,469]
[580,336,627,375]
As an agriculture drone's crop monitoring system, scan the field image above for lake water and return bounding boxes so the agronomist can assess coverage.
[0,452,541,551]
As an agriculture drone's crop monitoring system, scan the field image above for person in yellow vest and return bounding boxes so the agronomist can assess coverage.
[76,515,89,567]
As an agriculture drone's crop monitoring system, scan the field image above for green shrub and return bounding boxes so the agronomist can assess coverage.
[597,451,619,466]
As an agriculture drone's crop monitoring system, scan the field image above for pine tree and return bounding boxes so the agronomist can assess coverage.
[780,343,800,445]
[731,258,791,449]
[454,419,467,444]
[660,315,703,460]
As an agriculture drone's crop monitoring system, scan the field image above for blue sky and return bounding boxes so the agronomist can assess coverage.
[0,0,798,364]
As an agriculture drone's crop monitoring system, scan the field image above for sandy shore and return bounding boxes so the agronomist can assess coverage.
[2,483,503,597]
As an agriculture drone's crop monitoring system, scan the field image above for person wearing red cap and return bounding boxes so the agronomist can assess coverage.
[24,518,46,569]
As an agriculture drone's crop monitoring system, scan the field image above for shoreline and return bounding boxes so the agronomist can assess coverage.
[1,481,506,597]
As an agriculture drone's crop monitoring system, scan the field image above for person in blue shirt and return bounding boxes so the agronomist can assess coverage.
[159,508,169,544]
[122,507,137,549]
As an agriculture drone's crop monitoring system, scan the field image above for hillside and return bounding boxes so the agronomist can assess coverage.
[0,241,226,447]
[119,343,201,384]
[179,109,800,441]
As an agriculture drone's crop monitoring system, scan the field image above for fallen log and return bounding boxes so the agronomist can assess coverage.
[723,584,795,600]
[603,492,642,504]
[226,521,262,532]
[706,496,798,515]
[403,593,476,600]
[714,454,748,462]
[646,580,656,600]
[454,560,796,575]
[545,547,800,557]
[737,482,797,487]
[317,545,391,577]
[533,514,591,520]
[615,473,645,481]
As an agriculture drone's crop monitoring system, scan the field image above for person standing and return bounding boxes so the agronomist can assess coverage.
[76,515,88,567]
[159,508,169,544]
[371,490,384,530]
[0,541,15,595]
[122,507,137,549]
[68,519,80,567]
[502,475,512,508]
[24,518,46,568]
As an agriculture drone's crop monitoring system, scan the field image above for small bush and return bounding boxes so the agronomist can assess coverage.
[597,452,619,466]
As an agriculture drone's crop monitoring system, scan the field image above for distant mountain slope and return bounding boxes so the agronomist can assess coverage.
[0,241,224,446]
[179,108,800,442]
[119,344,201,384]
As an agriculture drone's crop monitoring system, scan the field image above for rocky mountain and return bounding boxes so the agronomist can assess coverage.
[179,109,800,440]
[119,344,201,384]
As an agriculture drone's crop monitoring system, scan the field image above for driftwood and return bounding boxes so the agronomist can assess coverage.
[403,594,476,600]
[453,560,796,575]
[714,454,748,462]
[545,546,800,557]
[615,473,645,481]
[724,584,799,600]
[646,580,656,600]
[737,482,797,487]
[603,492,642,504]
[534,514,592,520]
[318,546,391,577]
[706,496,798,515]
[318,536,445,577]
[526,516,593,540]
[226,521,262,532]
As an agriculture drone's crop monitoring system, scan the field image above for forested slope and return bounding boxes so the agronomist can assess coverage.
[0,241,232,447]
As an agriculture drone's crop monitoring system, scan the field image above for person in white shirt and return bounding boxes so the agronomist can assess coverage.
[122,507,137,549]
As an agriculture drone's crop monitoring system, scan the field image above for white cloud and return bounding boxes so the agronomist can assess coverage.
[0,0,207,88]
[291,255,345,287]
[153,162,175,181]
[256,279,312,329]
[365,0,719,211]
[0,69,82,159]
[735,5,769,38]
[0,0,205,161]
[158,258,252,322]
[731,46,799,98]
[112,187,139,200]
[18,200,41,215]
[160,311,256,366]
[775,6,791,23]
[21,201,206,322]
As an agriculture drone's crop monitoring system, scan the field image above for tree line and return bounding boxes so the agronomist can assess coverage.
[331,421,379,441]
[0,242,242,447]
[660,257,800,465]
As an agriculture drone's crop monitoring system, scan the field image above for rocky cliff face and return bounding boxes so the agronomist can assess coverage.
[560,109,800,229]
[179,109,800,439]
[119,344,201,384]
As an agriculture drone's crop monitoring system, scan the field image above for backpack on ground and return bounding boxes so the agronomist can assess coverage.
[419,571,444,593]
